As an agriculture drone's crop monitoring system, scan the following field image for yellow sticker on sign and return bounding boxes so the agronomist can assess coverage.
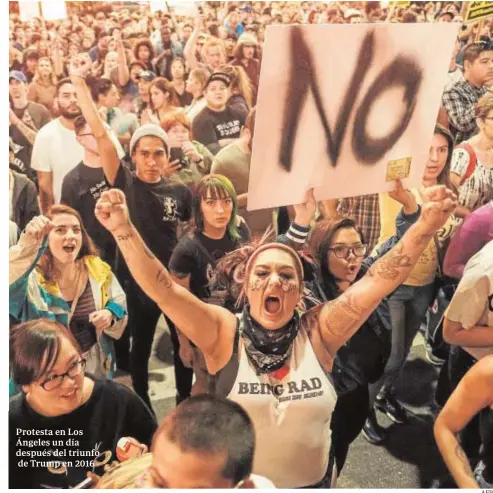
[386,157,412,183]
[465,1,493,23]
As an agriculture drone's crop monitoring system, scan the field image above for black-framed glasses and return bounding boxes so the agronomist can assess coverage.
[328,244,367,259]
[41,358,86,391]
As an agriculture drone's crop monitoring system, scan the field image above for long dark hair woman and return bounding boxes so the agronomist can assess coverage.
[93,182,456,488]
[305,181,421,474]
[9,319,157,489]
[370,124,459,436]
[169,174,250,394]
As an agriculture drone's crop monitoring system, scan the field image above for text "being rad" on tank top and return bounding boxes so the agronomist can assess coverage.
[228,323,337,489]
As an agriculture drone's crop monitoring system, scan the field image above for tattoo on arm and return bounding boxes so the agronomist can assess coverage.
[156,268,172,289]
[367,242,412,280]
[323,292,366,338]
[454,443,475,479]
[412,233,434,246]
[116,232,134,242]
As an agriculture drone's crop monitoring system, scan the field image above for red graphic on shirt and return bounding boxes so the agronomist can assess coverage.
[269,364,290,381]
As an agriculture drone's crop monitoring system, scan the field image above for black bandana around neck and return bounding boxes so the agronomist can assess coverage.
[241,305,300,375]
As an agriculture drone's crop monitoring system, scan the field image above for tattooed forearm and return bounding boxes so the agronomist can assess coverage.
[412,233,434,246]
[116,232,134,242]
[454,444,475,479]
[367,242,412,280]
[323,292,366,337]
[156,268,172,289]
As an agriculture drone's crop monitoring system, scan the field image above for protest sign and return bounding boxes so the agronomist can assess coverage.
[40,1,68,21]
[464,2,493,23]
[19,1,41,22]
[165,1,199,16]
[247,23,459,211]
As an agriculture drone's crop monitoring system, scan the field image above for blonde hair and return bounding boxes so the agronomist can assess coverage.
[476,94,493,120]
[32,56,57,86]
[221,65,253,109]
[201,37,226,65]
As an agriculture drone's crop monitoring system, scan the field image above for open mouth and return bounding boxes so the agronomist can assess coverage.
[63,245,76,254]
[61,388,78,399]
[264,295,281,315]
[347,264,359,275]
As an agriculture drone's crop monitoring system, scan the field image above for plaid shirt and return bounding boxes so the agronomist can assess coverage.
[442,80,489,145]
[337,193,381,253]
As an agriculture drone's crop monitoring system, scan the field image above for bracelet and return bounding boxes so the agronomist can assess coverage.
[285,222,310,244]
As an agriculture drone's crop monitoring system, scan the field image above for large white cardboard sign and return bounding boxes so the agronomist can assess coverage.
[247,23,459,211]
[40,1,68,21]
[19,1,41,22]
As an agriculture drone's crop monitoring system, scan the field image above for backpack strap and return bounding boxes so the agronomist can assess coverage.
[455,143,477,185]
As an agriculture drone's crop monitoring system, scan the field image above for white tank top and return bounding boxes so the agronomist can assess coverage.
[227,326,337,488]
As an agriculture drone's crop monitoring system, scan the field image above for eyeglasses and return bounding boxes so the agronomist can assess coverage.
[328,244,367,259]
[41,358,86,391]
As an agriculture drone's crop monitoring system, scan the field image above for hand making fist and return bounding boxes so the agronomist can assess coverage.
[95,190,131,234]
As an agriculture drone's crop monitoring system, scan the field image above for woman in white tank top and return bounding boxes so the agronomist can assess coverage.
[95,184,458,488]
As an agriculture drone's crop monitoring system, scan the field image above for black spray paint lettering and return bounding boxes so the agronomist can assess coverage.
[279,27,423,171]
[248,277,298,293]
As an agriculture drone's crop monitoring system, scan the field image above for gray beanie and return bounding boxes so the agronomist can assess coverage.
[129,124,169,155]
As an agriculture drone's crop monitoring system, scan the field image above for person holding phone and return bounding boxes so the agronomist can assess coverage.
[160,110,213,188]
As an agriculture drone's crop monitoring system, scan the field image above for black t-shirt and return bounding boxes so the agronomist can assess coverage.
[191,106,245,155]
[113,164,192,267]
[176,89,193,108]
[61,162,117,266]
[9,377,157,489]
[169,225,249,305]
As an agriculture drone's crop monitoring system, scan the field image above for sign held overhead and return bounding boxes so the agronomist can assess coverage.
[247,23,459,211]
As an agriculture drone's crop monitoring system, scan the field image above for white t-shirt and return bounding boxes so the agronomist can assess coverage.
[445,240,493,360]
[31,118,124,204]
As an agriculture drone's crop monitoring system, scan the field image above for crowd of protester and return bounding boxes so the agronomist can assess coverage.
[8,0,493,489]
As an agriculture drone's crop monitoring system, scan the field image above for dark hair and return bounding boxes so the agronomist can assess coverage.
[154,395,255,484]
[97,30,109,41]
[90,78,115,102]
[73,115,88,135]
[133,39,155,63]
[149,77,180,110]
[192,174,241,240]
[309,217,364,300]
[433,124,457,194]
[463,41,493,66]
[38,204,100,282]
[10,319,82,386]
[55,77,73,97]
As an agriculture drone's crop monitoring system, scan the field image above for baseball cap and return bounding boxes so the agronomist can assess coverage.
[135,70,156,82]
[9,71,27,83]
[129,124,169,155]
[205,72,232,90]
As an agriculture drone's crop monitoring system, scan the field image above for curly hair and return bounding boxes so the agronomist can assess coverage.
[133,39,155,63]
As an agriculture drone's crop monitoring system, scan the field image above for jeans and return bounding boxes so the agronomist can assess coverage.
[127,283,193,411]
[379,283,435,393]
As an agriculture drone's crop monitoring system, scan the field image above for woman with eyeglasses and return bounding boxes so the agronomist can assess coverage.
[93,181,456,488]
[9,318,157,489]
[305,181,421,474]
[9,208,128,386]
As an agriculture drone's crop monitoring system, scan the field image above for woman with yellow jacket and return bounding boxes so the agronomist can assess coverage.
[9,205,127,394]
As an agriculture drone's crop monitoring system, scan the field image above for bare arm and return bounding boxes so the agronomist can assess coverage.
[115,37,130,87]
[184,15,204,70]
[318,187,457,356]
[319,199,338,219]
[443,318,493,347]
[95,190,236,366]
[69,56,120,185]
[434,356,493,488]
[10,109,38,146]
[37,171,54,215]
